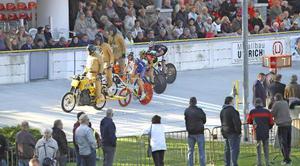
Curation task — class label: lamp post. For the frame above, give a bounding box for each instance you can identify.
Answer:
[242,0,249,141]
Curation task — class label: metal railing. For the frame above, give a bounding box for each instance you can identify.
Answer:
[3,121,300,166]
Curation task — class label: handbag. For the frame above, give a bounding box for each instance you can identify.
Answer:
[147,125,152,157]
[42,143,56,166]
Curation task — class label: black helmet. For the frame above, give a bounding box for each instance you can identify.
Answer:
[87,44,96,53]
[95,32,105,44]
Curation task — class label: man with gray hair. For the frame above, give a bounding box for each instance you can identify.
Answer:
[75,114,97,166]
[284,75,300,100]
[35,128,58,165]
[100,109,117,166]
[247,98,274,166]
[16,121,36,166]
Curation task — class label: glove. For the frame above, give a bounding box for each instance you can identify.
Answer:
[122,53,126,59]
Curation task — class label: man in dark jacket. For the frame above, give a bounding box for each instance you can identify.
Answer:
[184,97,206,166]
[52,119,68,166]
[16,121,36,166]
[100,109,117,166]
[220,96,241,166]
[0,134,8,166]
[175,5,188,26]
[247,98,274,166]
[268,74,286,107]
[253,73,267,107]
[73,112,85,166]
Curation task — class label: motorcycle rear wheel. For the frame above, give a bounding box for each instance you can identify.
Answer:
[93,95,107,110]
[61,92,76,113]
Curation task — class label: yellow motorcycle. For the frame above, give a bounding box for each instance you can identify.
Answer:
[61,74,106,113]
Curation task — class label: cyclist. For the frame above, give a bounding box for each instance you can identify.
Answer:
[148,41,168,58]
[125,52,147,100]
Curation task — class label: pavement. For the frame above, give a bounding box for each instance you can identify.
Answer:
[1,62,299,140]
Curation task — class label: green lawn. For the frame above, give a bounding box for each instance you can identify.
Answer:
[67,135,300,166]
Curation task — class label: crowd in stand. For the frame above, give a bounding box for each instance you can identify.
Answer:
[0,73,300,166]
[1,0,300,51]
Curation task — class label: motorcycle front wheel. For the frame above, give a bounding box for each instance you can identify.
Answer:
[93,95,107,110]
[165,63,177,84]
[61,92,76,113]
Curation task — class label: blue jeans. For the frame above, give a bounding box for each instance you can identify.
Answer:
[224,134,241,166]
[80,150,96,166]
[187,134,206,166]
[18,159,30,166]
[1,159,7,166]
[75,148,81,166]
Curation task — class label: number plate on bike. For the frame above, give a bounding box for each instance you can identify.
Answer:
[71,80,80,87]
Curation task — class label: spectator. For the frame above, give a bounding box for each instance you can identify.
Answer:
[219,0,236,20]
[69,36,80,47]
[231,14,242,32]
[75,114,97,166]
[17,26,29,49]
[21,36,34,50]
[179,28,192,39]
[189,26,198,39]
[281,1,292,14]
[220,16,232,33]
[93,3,106,29]
[52,120,68,166]
[137,8,151,30]
[54,37,68,48]
[195,15,205,38]
[162,0,172,9]
[279,22,286,32]
[73,112,85,166]
[108,26,126,75]
[100,109,117,166]
[220,96,242,166]
[175,5,189,26]
[289,22,299,31]
[260,25,271,34]
[188,6,198,21]
[253,73,267,107]
[34,39,45,49]
[131,20,144,39]
[134,31,148,42]
[0,28,6,51]
[85,10,98,40]
[105,0,119,20]
[143,115,167,166]
[203,17,216,34]
[0,133,8,166]
[146,29,156,41]
[165,18,174,39]
[44,25,52,44]
[268,74,286,104]
[34,27,46,45]
[45,38,56,48]
[74,13,88,36]
[271,93,292,165]
[35,128,58,166]
[184,97,206,166]
[247,98,274,166]
[156,28,170,41]
[124,8,136,33]
[100,16,114,32]
[212,17,222,34]
[29,158,40,166]
[124,31,134,44]
[269,2,282,22]
[16,121,35,166]
[282,11,292,30]
[195,0,206,13]
[284,75,300,100]
[5,28,18,50]
[79,34,90,46]
[200,7,211,23]
[249,11,264,31]
[114,0,127,21]
[152,18,164,36]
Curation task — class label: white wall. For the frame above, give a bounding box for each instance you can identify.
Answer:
[1,32,300,84]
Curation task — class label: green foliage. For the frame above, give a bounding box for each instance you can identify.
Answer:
[0,126,42,145]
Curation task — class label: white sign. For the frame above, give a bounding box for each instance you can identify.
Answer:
[232,39,286,64]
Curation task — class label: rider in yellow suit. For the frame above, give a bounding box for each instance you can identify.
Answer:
[84,44,104,104]
[108,26,126,75]
[97,34,114,90]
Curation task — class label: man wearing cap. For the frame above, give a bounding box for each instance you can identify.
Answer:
[284,75,300,100]
[100,109,117,166]
[75,114,97,166]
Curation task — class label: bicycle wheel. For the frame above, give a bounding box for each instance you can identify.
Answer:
[153,70,167,94]
[165,63,177,84]
[118,88,132,107]
[139,83,153,105]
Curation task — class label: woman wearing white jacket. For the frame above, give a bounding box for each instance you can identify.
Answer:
[143,115,167,166]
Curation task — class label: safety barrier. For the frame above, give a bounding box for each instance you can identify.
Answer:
[3,122,300,166]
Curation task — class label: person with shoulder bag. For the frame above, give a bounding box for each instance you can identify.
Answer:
[143,115,167,166]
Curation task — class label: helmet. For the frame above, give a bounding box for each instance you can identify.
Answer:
[87,44,96,54]
[95,32,104,44]
[148,41,155,48]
